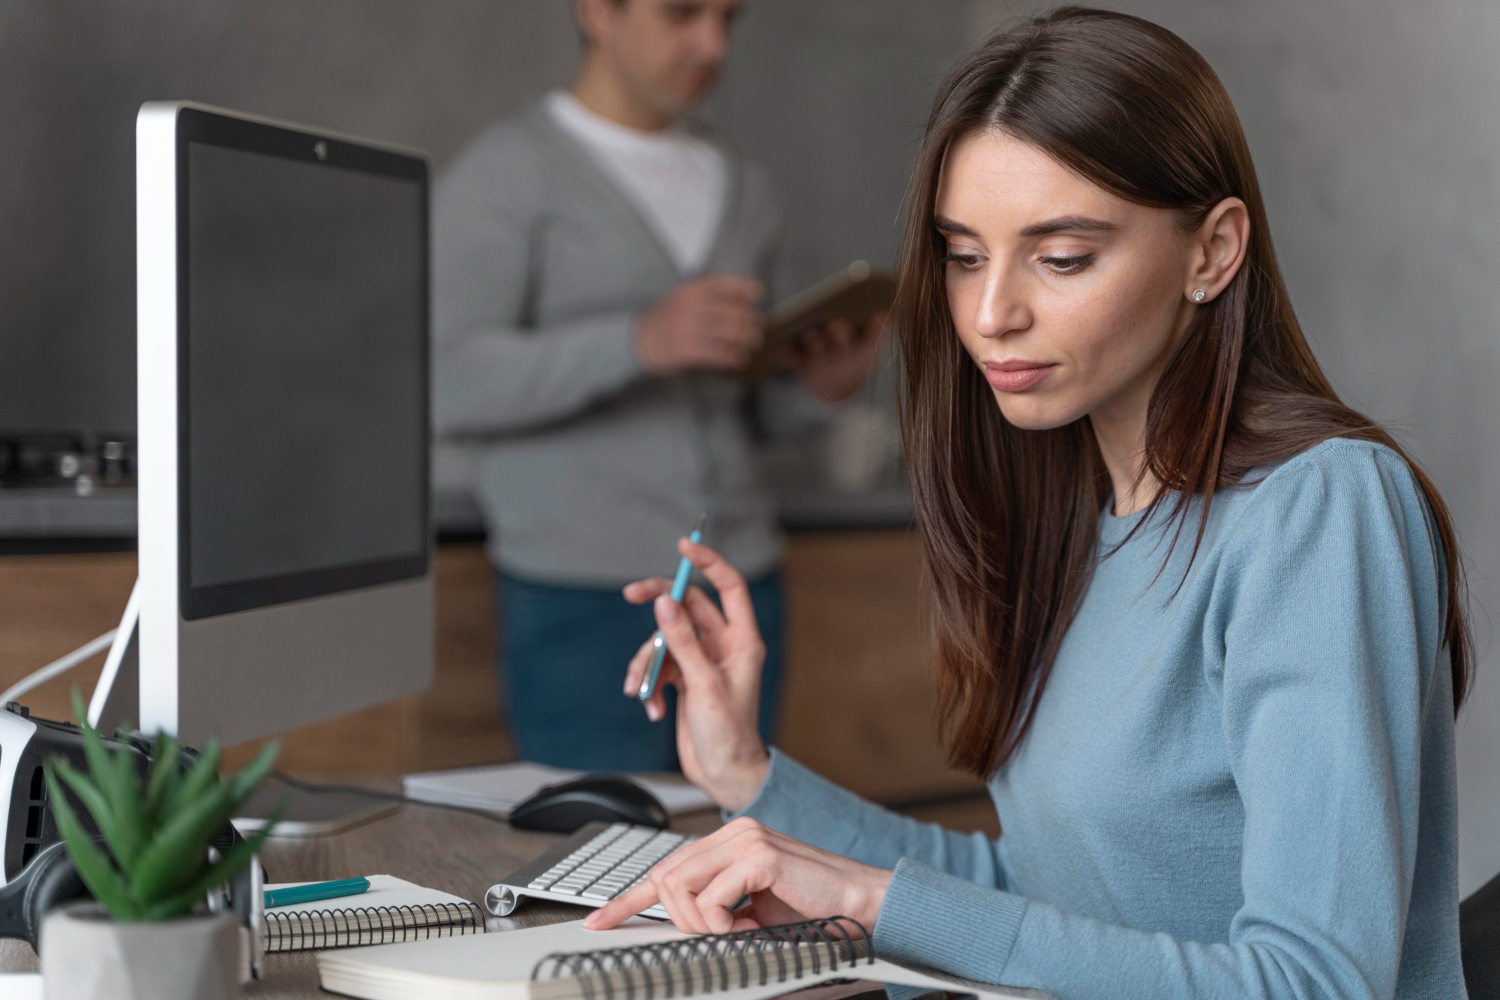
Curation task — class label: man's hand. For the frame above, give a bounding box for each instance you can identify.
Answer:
[636,274,764,375]
[582,817,892,935]
[784,311,888,403]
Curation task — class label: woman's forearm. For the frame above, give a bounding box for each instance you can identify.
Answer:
[734,750,1009,891]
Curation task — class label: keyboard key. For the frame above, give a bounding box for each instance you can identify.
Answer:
[503,823,699,916]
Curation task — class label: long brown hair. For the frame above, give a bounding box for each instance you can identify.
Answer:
[896,7,1472,778]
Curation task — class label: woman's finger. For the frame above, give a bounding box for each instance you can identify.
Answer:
[645,658,683,721]
[655,595,722,693]
[623,634,658,696]
[695,863,767,934]
[678,540,757,631]
[680,585,729,650]
[651,839,770,935]
[584,879,662,930]
[638,832,760,935]
[623,577,674,605]
[650,861,713,934]
[624,637,681,723]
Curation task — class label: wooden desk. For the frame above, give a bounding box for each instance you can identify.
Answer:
[0,802,724,997]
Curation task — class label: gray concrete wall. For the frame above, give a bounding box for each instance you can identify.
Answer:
[0,0,580,432]
[1,0,1495,892]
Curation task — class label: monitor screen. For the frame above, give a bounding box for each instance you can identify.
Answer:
[179,118,427,619]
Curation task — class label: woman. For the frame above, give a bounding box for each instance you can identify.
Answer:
[585,8,1470,998]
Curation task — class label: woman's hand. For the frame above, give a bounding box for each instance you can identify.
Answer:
[583,817,892,935]
[622,539,770,813]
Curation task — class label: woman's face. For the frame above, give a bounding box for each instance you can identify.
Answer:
[934,130,1199,434]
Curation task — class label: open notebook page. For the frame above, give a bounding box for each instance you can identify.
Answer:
[263,874,473,914]
[316,916,1038,1000]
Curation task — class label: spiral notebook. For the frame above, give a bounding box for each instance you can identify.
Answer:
[262,874,486,953]
[315,915,1035,1000]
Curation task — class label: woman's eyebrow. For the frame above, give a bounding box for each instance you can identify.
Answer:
[933,215,979,236]
[1018,215,1118,237]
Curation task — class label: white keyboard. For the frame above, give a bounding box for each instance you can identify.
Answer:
[485,821,692,920]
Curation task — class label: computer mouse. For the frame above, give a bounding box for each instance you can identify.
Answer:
[508,775,670,834]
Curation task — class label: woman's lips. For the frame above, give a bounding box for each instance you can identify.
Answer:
[983,361,1058,392]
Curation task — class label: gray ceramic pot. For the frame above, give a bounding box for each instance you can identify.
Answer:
[39,902,240,1000]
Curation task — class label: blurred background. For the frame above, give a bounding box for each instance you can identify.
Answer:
[0,0,1495,896]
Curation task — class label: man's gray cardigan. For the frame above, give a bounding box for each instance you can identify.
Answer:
[433,105,786,586]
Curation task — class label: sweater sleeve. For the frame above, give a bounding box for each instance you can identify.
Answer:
[870,442,1449,999]
[734,750,1008,892]
[431,134,643,435]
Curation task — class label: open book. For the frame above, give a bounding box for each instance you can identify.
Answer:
[315,915,1041,1000]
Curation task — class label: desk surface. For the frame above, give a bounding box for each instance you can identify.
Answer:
[0,800,723,998]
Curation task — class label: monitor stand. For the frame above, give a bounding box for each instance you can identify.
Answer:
[89,579,401,838]
[231,775,399,838]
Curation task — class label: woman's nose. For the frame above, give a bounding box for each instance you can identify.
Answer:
[973,267,1031,339]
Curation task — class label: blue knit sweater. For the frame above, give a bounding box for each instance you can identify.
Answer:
[738,439,1466,998]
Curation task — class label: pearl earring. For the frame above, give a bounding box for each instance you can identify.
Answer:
[1192,289,1207,303]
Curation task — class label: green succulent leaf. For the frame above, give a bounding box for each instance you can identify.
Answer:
[64,687,148,869]
[162,738,221,823]
[126,782,237,902]
[44,762,138,921]
[105,740,148,869]
[50,759,124,861]
[135,814,280,922]
[225,740,281,809]
[71,689,114,790]
[145,734,182,823]
[49,693,279,921]
[133,887,200,922]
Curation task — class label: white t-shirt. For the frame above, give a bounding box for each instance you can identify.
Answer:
[544,89,727,274]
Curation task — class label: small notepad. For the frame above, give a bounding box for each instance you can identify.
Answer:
[402,762,715,817]
[262,874,485,952]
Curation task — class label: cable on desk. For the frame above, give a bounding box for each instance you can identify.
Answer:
[269,771,513,826]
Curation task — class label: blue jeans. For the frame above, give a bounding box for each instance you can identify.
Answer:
[496,570,783,772]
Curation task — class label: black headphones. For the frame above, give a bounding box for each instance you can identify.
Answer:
[0,828,259,951]
[0,840,93,949]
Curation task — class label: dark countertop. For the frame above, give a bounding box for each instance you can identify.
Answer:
[0,486,138,538]
[0,482,912,547]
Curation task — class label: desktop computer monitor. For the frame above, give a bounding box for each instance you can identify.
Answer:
[132,102,433,749]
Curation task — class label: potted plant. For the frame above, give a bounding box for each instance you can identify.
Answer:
[38,690,279,1000]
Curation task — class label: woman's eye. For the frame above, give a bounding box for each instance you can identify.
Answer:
[1039,254,1094,275]
[941,252,984,270]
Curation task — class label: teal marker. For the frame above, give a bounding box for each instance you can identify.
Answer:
[263,877,370,909]
[638,514,707,702]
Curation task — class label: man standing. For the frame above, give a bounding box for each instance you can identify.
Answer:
[434,0,881,771]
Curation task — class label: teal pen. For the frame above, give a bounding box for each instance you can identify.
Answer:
[638,514,707,702]
[263,876,370,909]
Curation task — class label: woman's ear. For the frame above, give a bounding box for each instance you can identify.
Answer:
[1185,197,1250,304]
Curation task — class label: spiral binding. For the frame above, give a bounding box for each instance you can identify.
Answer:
[263,900,486,952]
[531,916,872,1000]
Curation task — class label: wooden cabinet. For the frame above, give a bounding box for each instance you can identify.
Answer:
[0,534,982,806]
[777,532,981,803]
